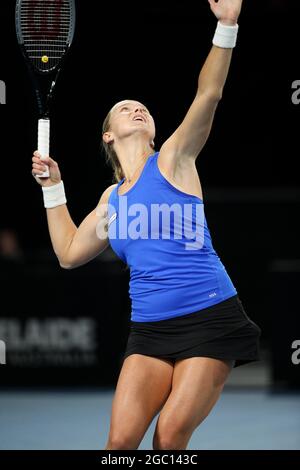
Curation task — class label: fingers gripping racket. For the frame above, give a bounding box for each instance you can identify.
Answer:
[15,0,76,177]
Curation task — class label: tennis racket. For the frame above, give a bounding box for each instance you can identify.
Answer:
[15,0,76,177]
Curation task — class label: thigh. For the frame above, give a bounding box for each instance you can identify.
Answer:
[153,357,233,447]
[107,354,174,448]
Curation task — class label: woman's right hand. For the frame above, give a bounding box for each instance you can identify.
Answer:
[32,151,62,187]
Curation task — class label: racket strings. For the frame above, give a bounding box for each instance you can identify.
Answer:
[19,0,74,72]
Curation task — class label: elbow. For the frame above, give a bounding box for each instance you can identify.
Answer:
[198,88,223,103]
[59,257,82,270]
[58,257,74,270]
[59,262,73,270]
[207,90,223,102]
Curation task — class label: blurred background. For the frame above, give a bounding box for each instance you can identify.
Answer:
[0,0,299,450]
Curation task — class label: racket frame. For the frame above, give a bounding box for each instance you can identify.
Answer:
[15,0,76,177]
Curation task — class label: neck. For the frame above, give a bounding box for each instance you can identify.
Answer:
[114,136,153,183]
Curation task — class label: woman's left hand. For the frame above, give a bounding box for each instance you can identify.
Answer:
[208,0,243,25]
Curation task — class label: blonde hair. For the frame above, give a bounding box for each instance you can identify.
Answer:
[101,102,155,184]
[101,109,124,184]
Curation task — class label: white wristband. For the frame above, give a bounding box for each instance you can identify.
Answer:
[212,21,239,49]
[42,180,67,209]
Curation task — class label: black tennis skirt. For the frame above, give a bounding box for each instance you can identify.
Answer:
[122,294,261,368]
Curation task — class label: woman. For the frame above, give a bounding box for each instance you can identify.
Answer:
[32,0,261,451]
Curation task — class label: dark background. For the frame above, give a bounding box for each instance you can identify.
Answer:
[0,0,299,387]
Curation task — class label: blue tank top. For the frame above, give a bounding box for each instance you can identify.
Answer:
[107,152,237,322]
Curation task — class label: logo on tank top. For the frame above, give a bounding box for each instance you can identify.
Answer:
[209,292,217,298]
[108,212,117,227]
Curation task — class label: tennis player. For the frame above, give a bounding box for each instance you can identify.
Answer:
[32,0,261,450]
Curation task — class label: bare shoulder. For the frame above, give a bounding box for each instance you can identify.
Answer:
[98,183,118,204]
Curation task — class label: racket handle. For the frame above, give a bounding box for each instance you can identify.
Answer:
[38,118,50,178]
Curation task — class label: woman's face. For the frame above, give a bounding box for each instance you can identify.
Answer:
[107,100,155,145]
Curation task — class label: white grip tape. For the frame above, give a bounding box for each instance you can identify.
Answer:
[38,118,50,177]
[212,21,239,49]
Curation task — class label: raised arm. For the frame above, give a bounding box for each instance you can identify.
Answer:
[159,0,243,168]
